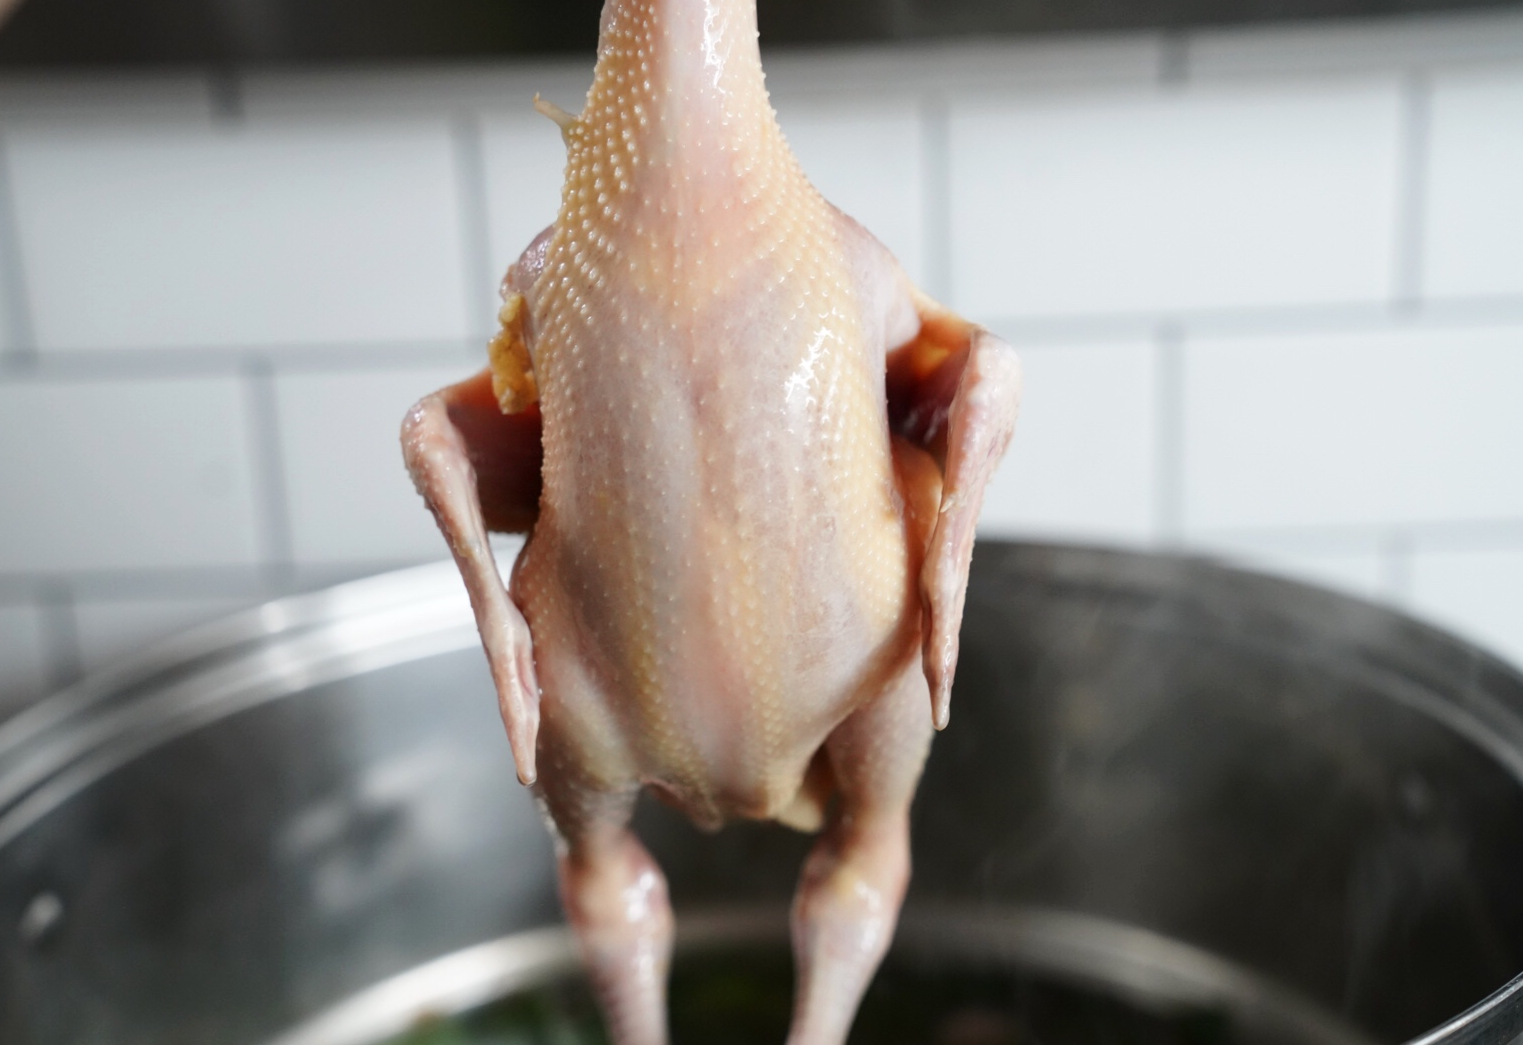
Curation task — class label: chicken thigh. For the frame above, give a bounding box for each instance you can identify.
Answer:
[402,1,1021,1043]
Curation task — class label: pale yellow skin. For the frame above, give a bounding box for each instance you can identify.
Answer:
[402,1,1021,1043]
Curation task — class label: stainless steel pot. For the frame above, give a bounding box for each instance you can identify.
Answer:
[0,542,1520,1045]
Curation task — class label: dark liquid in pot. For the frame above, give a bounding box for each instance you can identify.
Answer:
[383,944,1251,1045]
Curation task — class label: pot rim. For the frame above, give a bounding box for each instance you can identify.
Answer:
[2,540,1520,1045]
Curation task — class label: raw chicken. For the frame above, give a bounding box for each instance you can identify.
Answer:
[401,1,1021,1042]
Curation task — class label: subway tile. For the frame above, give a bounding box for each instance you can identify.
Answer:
[1409,545,1523,670]
[73,595,254,673]
[775,97,926,286]
[1190,534,1390,601]
[949,78,1402,319]
[0,603,47,714]
[0,377,262,571]
[978,339,1157,545]
[1424,68,1523,301]
[6,120,472,352]
[480,114,570,302]
[1182,325,1523,532]
[274,365,473,565]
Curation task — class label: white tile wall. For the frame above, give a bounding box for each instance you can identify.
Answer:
[776,97,926,286]
[0,377,263,571]
[274,365,475,565]
[978,340,1158,544]
[2,11,1522,704]
[5,120,473,351]
[1182,325,1523,532]
[1409,546,1523,667]
[0,604,48,712]
[1424,68,1523,301]
[73,595,254,673]
[481,114,571,297]
[949,78,1402,319]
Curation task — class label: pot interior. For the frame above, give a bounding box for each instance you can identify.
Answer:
[0,544,1519,1045]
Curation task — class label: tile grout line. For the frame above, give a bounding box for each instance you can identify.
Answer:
[1159,28,1190,87]
[6,291,1523,384]
[0,560,440,600]
[37,580,82,692]
[1153,322,1185,546]
[920,91,952,305]
[1188,520,1523,551]
[1,339,485,382]
[1381,531,1414,603]
[0,130,39,368]
[1392,68,1432,313]
[451,111,498,341]
[208,66,247,124]
[975,294,1523,345]
[242,358,297,587]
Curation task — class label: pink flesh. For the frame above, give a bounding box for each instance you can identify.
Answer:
[402,1,1022,1042]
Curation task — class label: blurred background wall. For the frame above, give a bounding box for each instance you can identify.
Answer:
[0,8,1521,715]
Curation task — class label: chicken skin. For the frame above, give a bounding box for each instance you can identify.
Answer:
[401,1,1021,1042]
